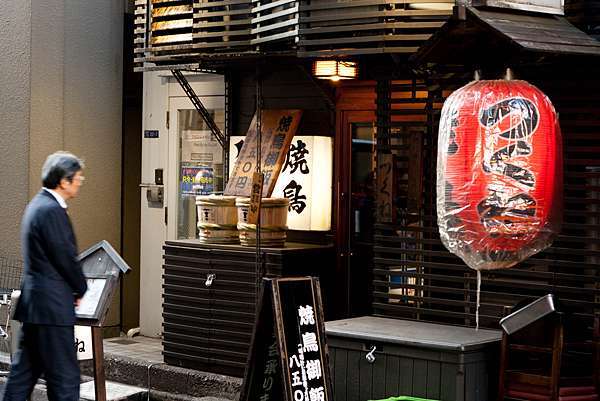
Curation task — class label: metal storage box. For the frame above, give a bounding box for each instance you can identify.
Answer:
[326,317,502,401]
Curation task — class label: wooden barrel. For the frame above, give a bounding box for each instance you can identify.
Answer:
[196,195,239,244]
[235,197,289,247]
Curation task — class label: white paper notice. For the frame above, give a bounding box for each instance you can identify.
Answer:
[74,325,93,360]
[75,278,107,317]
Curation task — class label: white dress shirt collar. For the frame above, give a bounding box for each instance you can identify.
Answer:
[43,187,68,209]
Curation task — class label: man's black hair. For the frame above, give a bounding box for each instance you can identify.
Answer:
[41,151,84,189]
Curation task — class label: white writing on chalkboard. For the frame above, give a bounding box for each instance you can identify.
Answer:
[298,305,315,326]
[302,333,318,352]
[289,304,325,401]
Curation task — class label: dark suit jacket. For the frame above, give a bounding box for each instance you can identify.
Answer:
[14,190,88,326]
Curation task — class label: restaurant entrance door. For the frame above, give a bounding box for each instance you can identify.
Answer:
[335,83,377,317]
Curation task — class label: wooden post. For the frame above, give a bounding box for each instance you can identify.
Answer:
[497,332,507,401]
[550,320,564,401]
[91,326,107,401]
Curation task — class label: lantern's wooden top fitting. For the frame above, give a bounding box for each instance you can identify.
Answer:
[411,5,600,67]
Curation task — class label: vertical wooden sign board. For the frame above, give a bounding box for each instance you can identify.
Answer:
[377,153,395,223]
[248,172,264,224]
[240,277,333,401]
[225,110,302,197]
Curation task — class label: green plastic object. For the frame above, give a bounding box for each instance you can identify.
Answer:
[368,397,439,401]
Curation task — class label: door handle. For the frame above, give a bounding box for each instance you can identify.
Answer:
[366,346,377,363]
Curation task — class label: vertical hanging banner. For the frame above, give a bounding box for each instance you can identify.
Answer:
[248,172,264,224]
[230,136,333,231]
[376,153,395,223]
[225,110,302,197]
[240,277,332,401]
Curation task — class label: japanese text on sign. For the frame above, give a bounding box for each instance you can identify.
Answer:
[258,337,280,401]
[288,304,325,401]
[225,110,302,197]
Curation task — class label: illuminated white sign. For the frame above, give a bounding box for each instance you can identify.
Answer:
[229,136,333,231]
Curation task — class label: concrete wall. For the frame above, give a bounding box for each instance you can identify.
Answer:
[2,0,123,263]
[0,0,31,259]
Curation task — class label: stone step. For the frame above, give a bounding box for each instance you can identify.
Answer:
[80,380,147,401]
[1,376,236,401]
[79,354,241,401]
[2,352,240,401]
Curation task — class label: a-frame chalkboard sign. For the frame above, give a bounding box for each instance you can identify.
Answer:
[240,277,333,401]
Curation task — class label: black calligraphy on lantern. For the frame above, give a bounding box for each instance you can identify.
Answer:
[283,180,307,214]
[234,140,244,158]
[283,140,310,174]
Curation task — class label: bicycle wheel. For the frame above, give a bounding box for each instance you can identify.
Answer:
[0,305,12,375]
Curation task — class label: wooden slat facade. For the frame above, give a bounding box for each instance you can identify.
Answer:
[372,66,600,336]
[251,0,298,47]
[162,241,335,377]
[150,1,194,45]
[566,0,600,39]
[194,0,253,51]
[132,0,454,70]
[133,0,148,70]
[297,0,453,57]
[132,0,599,71]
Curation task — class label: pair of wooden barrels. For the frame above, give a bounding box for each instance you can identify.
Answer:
[196,195,289,247]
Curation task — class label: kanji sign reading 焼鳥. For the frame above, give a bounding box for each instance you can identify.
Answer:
[437,79,563,271]
[230,136,333,231]
[225,110,302,197]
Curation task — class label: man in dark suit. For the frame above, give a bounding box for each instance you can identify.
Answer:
[2,152,88,401]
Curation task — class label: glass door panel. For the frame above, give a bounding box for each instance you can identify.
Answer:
[174,107,224,239]
[349,122,376,316]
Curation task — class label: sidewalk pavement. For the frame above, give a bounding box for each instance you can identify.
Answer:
[1,336,242,401]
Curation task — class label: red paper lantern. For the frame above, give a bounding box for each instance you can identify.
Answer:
[437,80,562,270]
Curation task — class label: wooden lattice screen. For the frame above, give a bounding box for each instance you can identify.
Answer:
[373,70,600,331]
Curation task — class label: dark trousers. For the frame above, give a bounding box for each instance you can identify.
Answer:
[1,323,79,401]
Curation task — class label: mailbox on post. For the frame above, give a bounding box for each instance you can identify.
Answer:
[76,240,131,401]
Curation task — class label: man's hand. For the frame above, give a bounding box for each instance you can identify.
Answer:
[75,298,82,308]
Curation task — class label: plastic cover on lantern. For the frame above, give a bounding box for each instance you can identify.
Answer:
[437,80,563,271]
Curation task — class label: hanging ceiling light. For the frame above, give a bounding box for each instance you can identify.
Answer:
[312,60,358,81]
